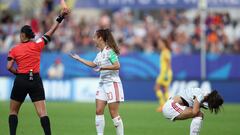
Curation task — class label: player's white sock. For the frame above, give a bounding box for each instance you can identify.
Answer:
[96,115,105,135]
[190,117,203,135]
[112,116,124,135]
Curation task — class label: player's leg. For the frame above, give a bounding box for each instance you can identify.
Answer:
[9,100,22,135]
[108,102,124,135]
[33,100,48,117]
[107,82,124,135]
[30,76,51,135]
[164,71,172,101]
[33,100,51,135]
[96,99,107,135]
[162,99,186,121]
[95,83,108,135]
[190,112,203,135]
[9,76,27,135]
[155,83,165,112]
[174,108,203,135]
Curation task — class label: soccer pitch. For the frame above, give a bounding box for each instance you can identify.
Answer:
[0,102,240,135]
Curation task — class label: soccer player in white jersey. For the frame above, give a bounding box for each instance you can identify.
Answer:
[162,88,224,135]
[70,29,124,135]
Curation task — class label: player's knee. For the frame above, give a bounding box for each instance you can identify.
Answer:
[37,110,48,117]
[96,108,104,115]
[10,107,21,115]
[9,111,18,115]
[109,109,118,117]
[192,111,204,119]
[38,113,48,118]
[9,108,19,115]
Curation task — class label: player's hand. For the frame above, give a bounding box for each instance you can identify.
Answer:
[69,53,80,60]
[56,9,70,23]
[93,67,101,72]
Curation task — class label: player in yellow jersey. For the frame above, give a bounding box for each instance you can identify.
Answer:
[155,39,172,112]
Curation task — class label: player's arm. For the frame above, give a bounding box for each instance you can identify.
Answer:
[165,52,171,70]
[44,9,69,37]
[161,52,171,80]
[165,58,171,70]
[189,94,205,118]
[100,50,120,71]
[70,53,97,68]
[36,9,70,50]
[179,97,201,119]
[7,49,17,75]
[192,96,201,116]
[160,52,168,77]
[6,58,17,75]
[101,62,120,70]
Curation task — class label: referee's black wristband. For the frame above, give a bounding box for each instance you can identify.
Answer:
[56,15,64,23]
[42,35,51,44]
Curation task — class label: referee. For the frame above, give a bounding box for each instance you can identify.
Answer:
[6,9,69,135]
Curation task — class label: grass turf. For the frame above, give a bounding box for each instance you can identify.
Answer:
[0,101,240,135]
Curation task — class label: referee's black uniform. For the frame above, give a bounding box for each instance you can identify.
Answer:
[8,25,51,135]
[7,10,68,135]
[8,27,49,103]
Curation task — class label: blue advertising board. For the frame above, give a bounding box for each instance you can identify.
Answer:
[0,78,239,103]
[1,53,240,80]
[123,79,240,103]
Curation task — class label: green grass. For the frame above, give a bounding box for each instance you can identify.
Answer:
[1,101,240,135]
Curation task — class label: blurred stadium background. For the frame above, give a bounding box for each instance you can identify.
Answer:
[0,0,240,135]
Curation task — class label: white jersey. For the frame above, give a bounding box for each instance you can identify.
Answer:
[178,88,210,107]
[93,47,121,83]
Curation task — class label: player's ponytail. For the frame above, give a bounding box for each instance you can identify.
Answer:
[157,38,171,52]
[96,29,120,55]
[162,39,171,52]
[105,29,120,55]
[206,90,224,114]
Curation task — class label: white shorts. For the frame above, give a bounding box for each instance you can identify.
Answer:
[96,82,124,103]
[162,99,186,121]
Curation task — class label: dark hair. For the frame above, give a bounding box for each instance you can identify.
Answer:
[206,90,224,114]
[158,38,171,52]
[20,25,35,39]
[162,39,171,51]
[96,29,120,55]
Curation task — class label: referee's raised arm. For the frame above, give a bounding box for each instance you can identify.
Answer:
[42,9,70,45]
[7,8,70,135]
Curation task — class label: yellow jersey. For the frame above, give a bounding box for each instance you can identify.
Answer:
[156,49,173,86]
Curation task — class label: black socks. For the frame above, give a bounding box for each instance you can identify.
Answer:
[40,116,51,135]
[9,114,18,135]
[9,115,51,135]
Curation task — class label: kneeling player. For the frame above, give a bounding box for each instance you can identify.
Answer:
[162,88,224,135]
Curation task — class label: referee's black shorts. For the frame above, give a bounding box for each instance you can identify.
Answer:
[10,73,45,102]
